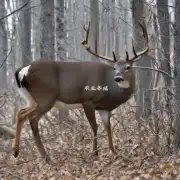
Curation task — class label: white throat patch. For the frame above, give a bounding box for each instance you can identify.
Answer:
[117,81,130,88]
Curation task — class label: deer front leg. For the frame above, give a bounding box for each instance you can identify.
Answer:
[83,103,98,156]
[98,110,117,155]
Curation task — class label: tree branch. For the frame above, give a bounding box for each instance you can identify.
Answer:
[133,65,174,79]
[0,1,31,22]
[0,125,15,139]
[0,46,12,68]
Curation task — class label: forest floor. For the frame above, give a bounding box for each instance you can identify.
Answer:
[1,138,180,180]
[0,101,178,179]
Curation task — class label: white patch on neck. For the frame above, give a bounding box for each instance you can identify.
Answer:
[18,65,31,81]
[117,81,130,88]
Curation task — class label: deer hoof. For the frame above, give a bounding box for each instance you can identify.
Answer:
[92,148,98,156]
[44,155,51,164]
[111,148,117,156]
[93,151,98,156]
[12,148,19,158]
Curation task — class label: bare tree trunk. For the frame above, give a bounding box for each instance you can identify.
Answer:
[99,0,106,57]
[157,0,171,81]
[174,0,180,151]
[157,0,173,120]
[90,0,99,61]
[20,0,32,66]
[15,0,23,68]
[115,0,120,57]
[6,0,21,125]
[55,0,68,118]
[40,0,55,60]
[55,0,66,61]
[32,0,41,60]
[0,0,7,93]
[131,0,152,139]
[106,0,112,58]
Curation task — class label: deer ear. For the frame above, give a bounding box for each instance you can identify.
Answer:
[112,51,117,62]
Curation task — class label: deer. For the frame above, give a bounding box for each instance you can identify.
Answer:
[13,21,149,163]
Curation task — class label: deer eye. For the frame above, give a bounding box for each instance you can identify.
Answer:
[126,66,130,70]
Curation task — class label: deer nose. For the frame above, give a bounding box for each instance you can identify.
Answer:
[114,76,123,82]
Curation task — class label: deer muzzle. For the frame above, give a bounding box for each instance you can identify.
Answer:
[114,76,123,83]
[114,76,130,88]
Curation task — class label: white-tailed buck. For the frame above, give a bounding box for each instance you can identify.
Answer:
[13,21,149,162]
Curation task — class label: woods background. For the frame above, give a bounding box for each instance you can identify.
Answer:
[1,0,180,179]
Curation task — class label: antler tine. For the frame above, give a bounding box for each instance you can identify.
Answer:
[128,21,149,62]
[82,21,90,45]
[112,51,117,62]
[139,21,148,48]
[131,39,138,58]
[81,22,115,62]
[139,21,148,41]
[126,51,129,61]
[83,24,86,31]
[86,21,90,45]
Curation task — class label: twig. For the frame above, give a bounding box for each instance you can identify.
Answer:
[128,144,141,157]
[0,1,31,22]
[133,65,174,79]
[0,124,15,138]
[0,46,12,68]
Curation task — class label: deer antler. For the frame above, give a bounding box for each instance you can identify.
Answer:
[128,21,149,62]
[81,21,115,63]
[82,21,149,63]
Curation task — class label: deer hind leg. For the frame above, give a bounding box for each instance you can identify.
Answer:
[13,107,36,158]
[83,102,98,155]
[98,110,117,155]
[28,110,50,162]
[28,96,56,163]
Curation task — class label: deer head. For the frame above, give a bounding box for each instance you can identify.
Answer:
[82,21,149,88]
